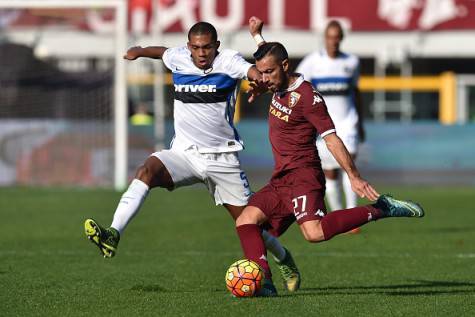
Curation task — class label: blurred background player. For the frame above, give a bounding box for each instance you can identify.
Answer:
[239,20,424,296]
[296,20,364,233]
[130,103,153,126]
[83,21,300,291]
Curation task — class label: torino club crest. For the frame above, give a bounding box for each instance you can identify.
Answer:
[288,92,301,108]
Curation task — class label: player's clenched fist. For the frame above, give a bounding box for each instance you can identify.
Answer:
[248,16,264,36]
[123,46,143,60]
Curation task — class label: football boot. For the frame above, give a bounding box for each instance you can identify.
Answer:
[274,247,301,292]
[375,194,425,218]
[255,278,278,297]
[84,218,120,258]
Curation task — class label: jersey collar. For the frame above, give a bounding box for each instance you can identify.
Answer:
[186,48,220,74]
[286,74,304,92]
[321,48,344,59]
[275,74,304,97]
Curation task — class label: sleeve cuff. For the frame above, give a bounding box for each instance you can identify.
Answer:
[320,129,336,138]
[161,48,172,70]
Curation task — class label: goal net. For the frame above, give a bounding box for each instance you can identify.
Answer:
[0,0,128,190]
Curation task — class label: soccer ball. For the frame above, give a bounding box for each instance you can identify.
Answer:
[225,259,263,297]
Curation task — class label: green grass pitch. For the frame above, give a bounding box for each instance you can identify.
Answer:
[1,185,474,316]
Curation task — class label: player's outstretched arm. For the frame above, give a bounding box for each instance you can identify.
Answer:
[249,16,265,47]
[246,16,268,102]
[123,46,168,60]
[323,133,379,201]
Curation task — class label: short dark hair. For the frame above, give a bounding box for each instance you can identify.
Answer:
[325,20,344,39]
[188,22,218,42]
[253,42,288,62]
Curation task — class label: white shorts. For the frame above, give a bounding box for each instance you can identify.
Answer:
[317,133,359,170]
[152,146,251,206]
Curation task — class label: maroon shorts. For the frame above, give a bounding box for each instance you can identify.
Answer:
[248,166,327,237]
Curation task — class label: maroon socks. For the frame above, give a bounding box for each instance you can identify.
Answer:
[321,205,382,240]
[236,224,272,278]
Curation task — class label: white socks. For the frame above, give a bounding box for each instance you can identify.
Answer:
[342,173,357,208]
[262,230,287,262]
[325,178,343,211]
[111,179,150,234]
[326,173,358,211]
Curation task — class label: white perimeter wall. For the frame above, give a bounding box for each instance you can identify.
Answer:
[5,30,475,61]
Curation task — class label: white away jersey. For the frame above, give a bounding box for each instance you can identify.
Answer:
[162,46,252,153]
[296,50,360,136]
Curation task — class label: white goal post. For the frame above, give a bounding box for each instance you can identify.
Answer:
[0,0,128,190]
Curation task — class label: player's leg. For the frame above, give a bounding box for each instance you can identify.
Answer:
[225,204,300,292]
[268,237,300,292]
[235,205,277,297]
[299,195,424,243]
[110,156,173,233]
[324,168,343,210]
[85,148,200,258]
[299,205,377,242]
[341,157,358,209]
[340,133,359,211]
[208,153,300,291]
[341,135,360,232]
[224,204,284,261]
[341,156,360,234]
[85,155,173,257]
[317,137,343,210]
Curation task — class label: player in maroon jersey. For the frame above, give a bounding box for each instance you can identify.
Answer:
[237,18,425,297]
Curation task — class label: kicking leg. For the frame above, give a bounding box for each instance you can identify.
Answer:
[85,156,173,258]
[300,205,380,242]
[299,195,424,243]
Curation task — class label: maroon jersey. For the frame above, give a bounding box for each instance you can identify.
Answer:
[268,75,335,177]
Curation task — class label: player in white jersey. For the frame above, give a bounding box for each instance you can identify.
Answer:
[296,20,365,233]
[84,22,300,293]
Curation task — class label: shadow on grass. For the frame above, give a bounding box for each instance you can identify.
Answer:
[130,285,227,294]
[284,280,475,297]
[129,285,284,300]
